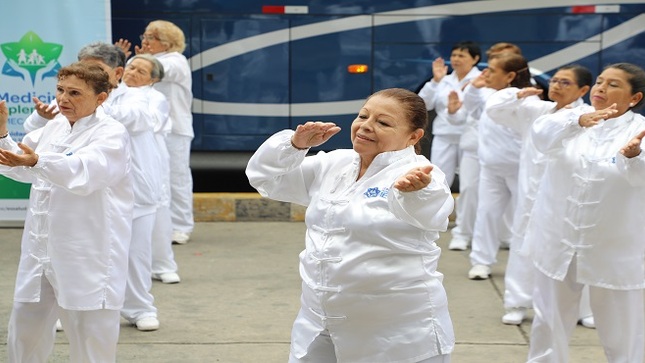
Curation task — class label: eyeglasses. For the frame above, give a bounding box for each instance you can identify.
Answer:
[549,78,574,88]
[139,34,159,41]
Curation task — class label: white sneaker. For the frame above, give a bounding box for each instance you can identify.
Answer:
[448,238,469,251]
[135,317,160,331]
[502,307,527,325]
[468,264,491,280]
[55,319,63,332]
[152,272,181,284]
[172,231,190,245]
[579,316,596,329]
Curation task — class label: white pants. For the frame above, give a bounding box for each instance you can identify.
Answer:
[528,262,644,363]
[7,275,120,363]
[469,165,518,266]
[430,135,460,188]
[151,205,178,275]
[287,330,451,363]
[504,247,534,309]
[450,151,479,241]
[504,248,594,319]
[121,212,157,322]
[166,133,194,234]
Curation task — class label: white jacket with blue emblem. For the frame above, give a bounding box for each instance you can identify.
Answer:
[246,129,455,363]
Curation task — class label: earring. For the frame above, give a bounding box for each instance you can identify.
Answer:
[629,103,635,107]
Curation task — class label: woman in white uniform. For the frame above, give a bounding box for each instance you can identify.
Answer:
[484,65,595,327]
[122,54,181,285]
[418,41,481,188]
[467,53,530,280]
[138,20,194,244]
[247,88,455,363]
[526,63,645,362]
[445,43,521,251]
[0,62,133,363]
[111,52,165,332]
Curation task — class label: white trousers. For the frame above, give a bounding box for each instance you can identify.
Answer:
[7,275,120,363]
[151,205,178,275]
[528,262,644,363]
[287,330,451,363]
[121,212,157,322]
[469,165,518,266]
[430,135,460,188]
[166,133,194,234]
[504,248,594,319]
[450,151,479,241]
[504,247,535,309]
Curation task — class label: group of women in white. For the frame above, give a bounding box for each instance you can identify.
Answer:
[0,19,194,363]
[419,41,645,362]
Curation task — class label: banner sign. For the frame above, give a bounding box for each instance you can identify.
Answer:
[0,0,112,223]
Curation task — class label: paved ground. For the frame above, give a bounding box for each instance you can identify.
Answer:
[0,221,617,362]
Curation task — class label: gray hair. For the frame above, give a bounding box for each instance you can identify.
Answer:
[130,53,165,81]
[77,42,125,69]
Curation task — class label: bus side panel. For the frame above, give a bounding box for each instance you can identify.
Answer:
[290,18,372,150]
[195,17,290,151]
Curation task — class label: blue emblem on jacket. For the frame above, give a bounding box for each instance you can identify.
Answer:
[364,187,389,198]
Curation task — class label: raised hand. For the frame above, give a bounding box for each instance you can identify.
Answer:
[517,87,543,99]
[0,142,38,167]
[578,103,619,128]
[447,90,462,114]
[291,121,341,149]
[470,70,487,89]
[432,57,448,82]
[114,38,133,59]
[32,96,59,120]
[620,129,645,158]
[393,165,433,192]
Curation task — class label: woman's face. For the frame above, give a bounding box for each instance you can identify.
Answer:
[450,48,478,76]
[590,67,641,115]
[548,69,589,109]
[484,58,514,90]
[140,28,168,55]
[123,58,155,87]
[350,94,423,162]
[56,75,106,123]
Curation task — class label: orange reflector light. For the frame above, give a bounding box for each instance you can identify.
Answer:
[347,64,369,73]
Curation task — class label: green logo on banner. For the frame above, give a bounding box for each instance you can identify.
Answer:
[1,31,63,86]
[0,176,30,199]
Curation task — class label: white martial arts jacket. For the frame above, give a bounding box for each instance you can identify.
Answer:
[419,67,481,140]
[246,130,455,363]
[486,88,585,252]
[527,107,645,289]
[145,86,171,208]
[105,85,163,218]
[153,52,194,138]
[25,83,161,217]
[0,108,134,310]
[477,88,523,170]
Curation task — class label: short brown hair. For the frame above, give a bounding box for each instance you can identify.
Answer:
[58,62,112,95]
[486,42,522,58]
